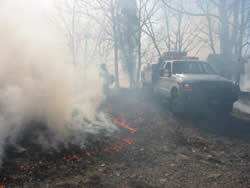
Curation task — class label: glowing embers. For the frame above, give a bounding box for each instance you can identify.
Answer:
[123,137,133,145]
[101,137,133,152]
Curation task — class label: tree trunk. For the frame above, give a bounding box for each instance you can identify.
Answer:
[136,29,142,88]
[238,0,246,59]
[136,0,142,88]
[206,14,216,54]
[218,0,231,58]
[72,0,77,65]
[164,9,171,51]
[128,39,136,88]
[236,0,247,84]
[111,0,120,88]
[177,13,183,52]
[114,34,120,88]
[231,0,240,56]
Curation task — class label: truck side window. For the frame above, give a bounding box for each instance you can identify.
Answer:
[166,63,171,72]
[160,63,166,70]
[159,63,166,76]
[165,63,172,77]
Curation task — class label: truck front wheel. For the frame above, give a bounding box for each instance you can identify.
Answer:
[219,102,234,116]
[170,89,183,114]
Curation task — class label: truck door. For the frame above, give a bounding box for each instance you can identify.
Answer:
[157,62,172,97]
[145,64,152,83]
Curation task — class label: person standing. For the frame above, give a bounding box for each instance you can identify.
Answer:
[100,64,114,95]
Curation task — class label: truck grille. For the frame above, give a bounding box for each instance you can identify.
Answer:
[193,81,233,100]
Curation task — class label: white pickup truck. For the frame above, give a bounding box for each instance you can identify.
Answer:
[141,53,239,114]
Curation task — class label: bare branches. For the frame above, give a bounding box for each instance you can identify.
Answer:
[161,0,220,19]
[53,0,248,89]
[144,16,161,56]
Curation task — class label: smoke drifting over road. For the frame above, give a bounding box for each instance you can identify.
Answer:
[0,1,115,166]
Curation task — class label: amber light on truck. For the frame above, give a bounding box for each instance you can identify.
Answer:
[183,83,192,91]
[169,56,199,60]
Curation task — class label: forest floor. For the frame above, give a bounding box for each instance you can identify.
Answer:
[1,88,250,188]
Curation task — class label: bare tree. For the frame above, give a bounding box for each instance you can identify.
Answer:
[54,0,84,65]
[135,0,161,87]
[143,0,204,57]
[78,0,121,88]
[162,0,248,81]
[111,0,120,88]
[116,0,138,88]
[162,0,248,58]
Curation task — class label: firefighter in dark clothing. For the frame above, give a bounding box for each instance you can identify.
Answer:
[100,64,114,95]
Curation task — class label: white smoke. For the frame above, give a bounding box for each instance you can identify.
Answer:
[0,0,116,166]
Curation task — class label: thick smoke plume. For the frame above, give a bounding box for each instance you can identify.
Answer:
[0,1,116,166]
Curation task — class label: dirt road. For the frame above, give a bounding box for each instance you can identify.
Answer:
[1,89,250,188]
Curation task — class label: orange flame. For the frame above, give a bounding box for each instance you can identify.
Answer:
[20,165,26,171]
[112,118,136,134]
[85,152,91,157]
[64,154,79,161]
[64,115,136,161]
[72,154,79,160]
[0,185,5,188]
[87,117,136,154]
[101,137,133,152]
[102,142,123,152]
[123,137,133,145]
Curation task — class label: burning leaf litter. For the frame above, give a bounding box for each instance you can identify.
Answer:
[63,117,136,159]
[112,118,136,134]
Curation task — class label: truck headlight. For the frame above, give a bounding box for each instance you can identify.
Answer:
[232,84,240,95]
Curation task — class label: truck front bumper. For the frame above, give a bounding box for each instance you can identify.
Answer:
[178,90,238,111]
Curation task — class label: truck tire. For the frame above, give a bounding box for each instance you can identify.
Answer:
[219,102,233,116]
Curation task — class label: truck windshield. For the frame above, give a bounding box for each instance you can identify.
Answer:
[173,61,216,74]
